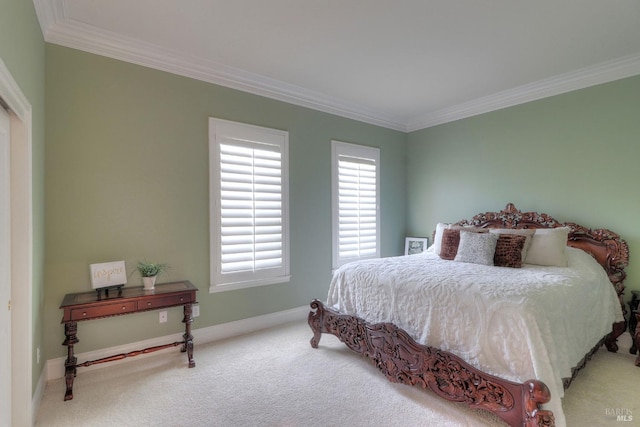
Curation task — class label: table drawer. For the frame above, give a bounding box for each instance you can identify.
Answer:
[71,301,137,320]
[139,293,192,310]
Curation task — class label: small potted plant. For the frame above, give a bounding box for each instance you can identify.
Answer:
[136,261,168,290]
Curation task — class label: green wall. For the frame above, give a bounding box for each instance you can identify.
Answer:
[44,44,407,358]
[0,0,46,393]
[407,75,640,298]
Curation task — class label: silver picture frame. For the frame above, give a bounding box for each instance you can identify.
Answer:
[404,237,429,255]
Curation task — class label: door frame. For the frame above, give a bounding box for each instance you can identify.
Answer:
[0,57,34,427]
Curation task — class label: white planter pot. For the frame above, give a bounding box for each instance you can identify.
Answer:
[142,276,157,290]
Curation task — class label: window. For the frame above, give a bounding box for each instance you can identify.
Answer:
[209,118,290,292]
[331,141,380,269]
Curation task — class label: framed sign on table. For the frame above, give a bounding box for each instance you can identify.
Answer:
[89,261,127,297]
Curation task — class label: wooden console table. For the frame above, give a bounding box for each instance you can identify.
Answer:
[59,280,198,401]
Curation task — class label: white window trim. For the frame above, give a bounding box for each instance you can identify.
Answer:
[331,140,380,270]
[209,118,290,293]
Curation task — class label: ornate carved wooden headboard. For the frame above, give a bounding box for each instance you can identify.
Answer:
[453,203,630,308]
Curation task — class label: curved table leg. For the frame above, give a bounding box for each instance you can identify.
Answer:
[182,303,196,368]
[605,321,626,352]
[629,292,639,354]
[62,321,79,401]
[634,311,640,367]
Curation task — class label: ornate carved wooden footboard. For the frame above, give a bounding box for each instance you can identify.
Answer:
[309,300,555,427]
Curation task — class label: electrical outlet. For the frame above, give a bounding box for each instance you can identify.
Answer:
[36,347,40,364]
[192,304,200,317]
[159,310,168,323]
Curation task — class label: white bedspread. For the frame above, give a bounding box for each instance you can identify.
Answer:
[326,246,623,427]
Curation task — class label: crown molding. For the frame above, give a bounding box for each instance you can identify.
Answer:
[32,0,66,36]
[34,0,640,133]
[34,0,407,131]
[406,53,640,132]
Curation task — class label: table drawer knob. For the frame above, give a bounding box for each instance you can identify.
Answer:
[147,302,152,306]
[122,306,127,310]
[180,297,184,302]
[82,312,87,317]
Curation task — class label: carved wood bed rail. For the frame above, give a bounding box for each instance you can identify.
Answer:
[308,203,629,427]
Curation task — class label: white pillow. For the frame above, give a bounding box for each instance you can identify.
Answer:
[432,223,450,255]
[454,230,498,265]
[489,228,535,262]
[524,227,570,267]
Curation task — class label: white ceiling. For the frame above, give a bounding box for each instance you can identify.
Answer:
[34,0,640,132]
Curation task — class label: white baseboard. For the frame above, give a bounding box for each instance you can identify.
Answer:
[46,304,309,381]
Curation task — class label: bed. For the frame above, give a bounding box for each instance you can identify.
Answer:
[308,203,628,427]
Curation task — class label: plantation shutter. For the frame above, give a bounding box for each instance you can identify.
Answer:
[332,141,380,269]
[219,140,283,274]
[210,118,290,291]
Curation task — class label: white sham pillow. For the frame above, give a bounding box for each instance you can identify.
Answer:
[524,227,570,267]
[432,222,450,255]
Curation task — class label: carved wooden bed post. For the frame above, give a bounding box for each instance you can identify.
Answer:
[309,300,555,427]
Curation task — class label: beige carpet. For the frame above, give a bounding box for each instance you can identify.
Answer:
[36,322,639,427]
